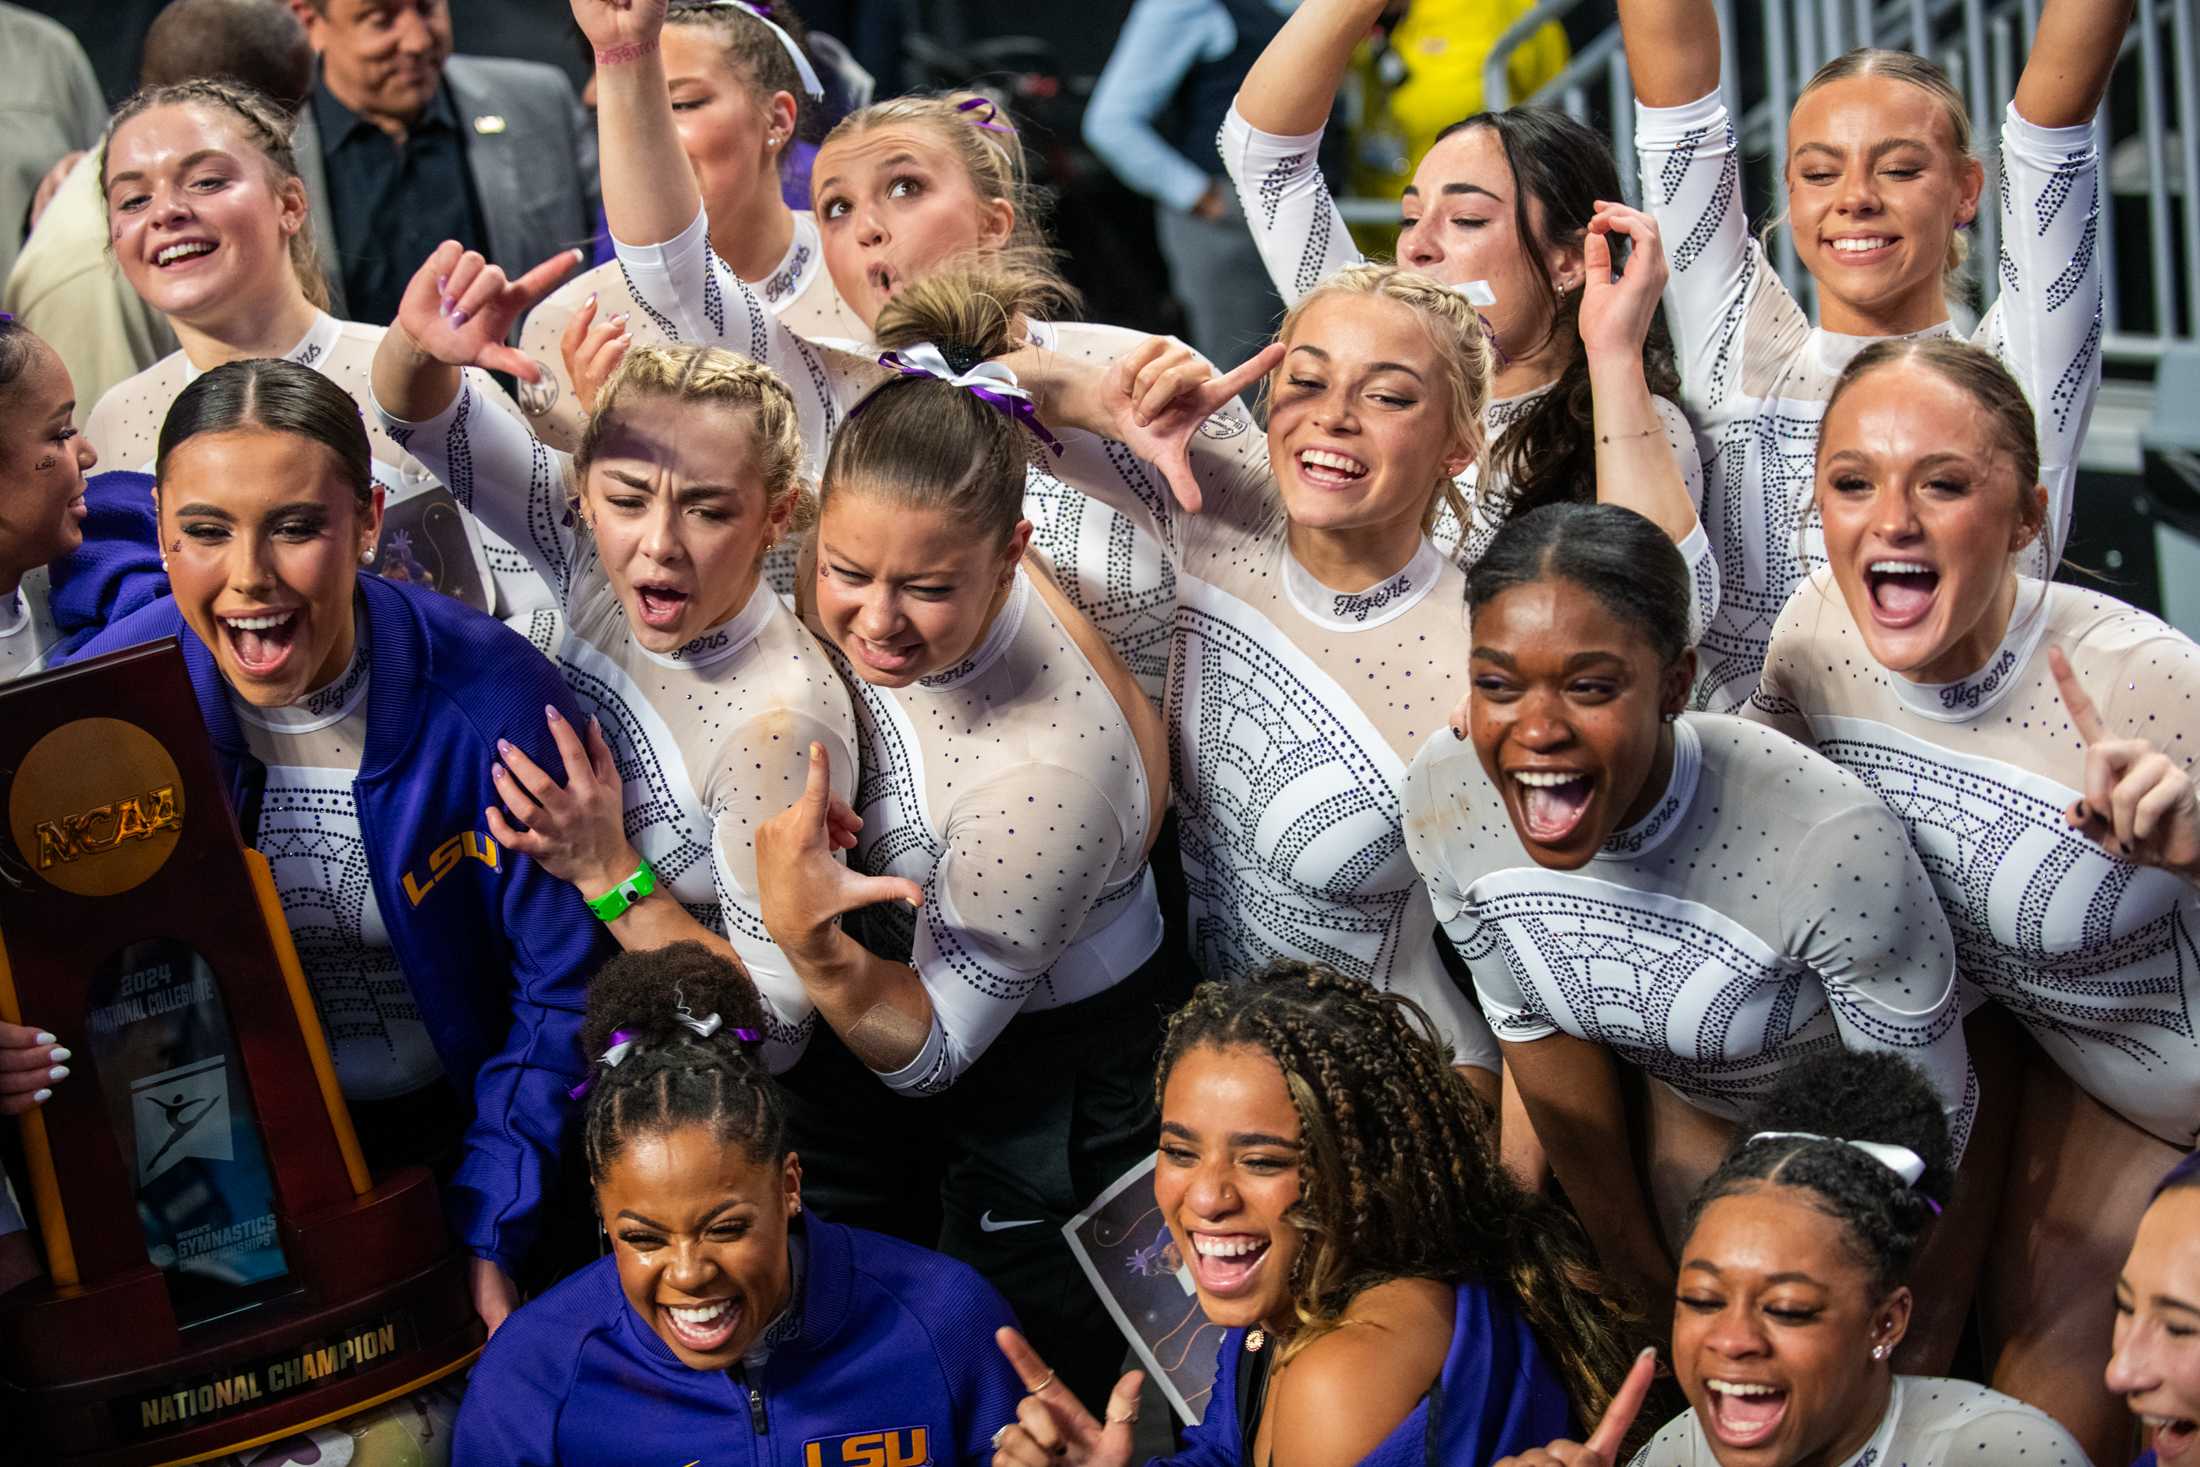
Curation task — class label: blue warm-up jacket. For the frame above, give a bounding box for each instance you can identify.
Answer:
[453,1214,1024,1466]
[71,572,614,1268]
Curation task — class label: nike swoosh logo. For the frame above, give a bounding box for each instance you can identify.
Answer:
[978,1211,1046,1233]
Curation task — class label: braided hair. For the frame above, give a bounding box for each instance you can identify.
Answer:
[1684,1050,1956,1295]
[1156,961,1643,1436]
[579,942,787,1184]
[100,79,331,311]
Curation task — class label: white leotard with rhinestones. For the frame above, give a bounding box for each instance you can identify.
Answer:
[0,568,61,683]
[1639,95,2103,712]
[1630,1376,2089,1466]
[84,312,558,629]
[609,208,1182,702]
[827,566,1162,1095]
[230,626,442,1100]
[1405,713,1973,1145]
[375,377,860,1072]
[1753,574,2200,1148]
[1060,407,1502,1072]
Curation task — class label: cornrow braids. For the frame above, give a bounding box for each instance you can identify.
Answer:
[1156,962,1644,1441]
[579,943,788,1183]
[100,79,331,311]
[1683,1051,1956,1295]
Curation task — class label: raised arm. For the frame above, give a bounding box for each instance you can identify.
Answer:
[2014,0,2133,128]
[1234,0,1386,138]
[373,243,584,595]
[1581,204,1701,547]
[1616,0,1721,108]
[570,0,697,249]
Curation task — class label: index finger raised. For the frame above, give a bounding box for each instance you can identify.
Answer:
[1584,1347,1659,1459]
[995,1327,1062,1395]
[1206,340,1286,408]
[2049,645,2110,745]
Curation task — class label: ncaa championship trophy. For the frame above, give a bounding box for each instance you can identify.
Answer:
[0,641,480,1464]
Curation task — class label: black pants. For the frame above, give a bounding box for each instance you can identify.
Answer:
[777,945,1189,1412]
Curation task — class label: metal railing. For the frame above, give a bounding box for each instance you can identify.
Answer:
[1449,0,2197,365]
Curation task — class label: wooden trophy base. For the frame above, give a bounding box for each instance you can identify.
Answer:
[1,1165,484,1466]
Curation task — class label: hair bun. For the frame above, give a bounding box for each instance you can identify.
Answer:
[579,941,770,1063]
[1742,1050,1957,1206]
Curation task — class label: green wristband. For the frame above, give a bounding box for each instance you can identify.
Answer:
[585,858,656,922]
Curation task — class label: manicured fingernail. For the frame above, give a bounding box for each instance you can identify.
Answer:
[611,312,629,326]
[586,290,597,305]
[498,738,515,756]
[448,309,468,329]
[437,274,449,292]
[47,1047,69,1063]
[545,704,563,722]
[490,763,504,780]
[48,1065,69,1082]
[33,1032,54,1045]
[31,1088,50,1104]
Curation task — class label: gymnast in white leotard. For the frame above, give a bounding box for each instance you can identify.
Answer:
[1405,500,1969,1342]
[84,79,555,632]
[517,0,866,451]
[369,242,857,1073]
[1616,0,2125,711]
[1750,334,2194,1461]
[1217,0,1715,638]
[747,261,1170,1411]
[573,0,1180,701]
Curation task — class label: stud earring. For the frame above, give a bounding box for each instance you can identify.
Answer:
[1870,1343,1890,1361]
[361,546,376,565]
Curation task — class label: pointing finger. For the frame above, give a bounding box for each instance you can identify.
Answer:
[516,248,585,307]
[2049,645,2109,746]
[1207,340,1285,408]
[1584,1347,1659,1460]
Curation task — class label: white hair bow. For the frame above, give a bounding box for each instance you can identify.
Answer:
[1749,1131,1928,1187]
[699,1,826,101]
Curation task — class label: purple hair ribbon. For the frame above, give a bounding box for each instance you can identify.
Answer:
[862,344,1064,455]
[956,96,1016,133]
[566,1021,764,1100]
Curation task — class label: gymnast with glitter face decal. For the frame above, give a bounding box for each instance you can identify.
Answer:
[1503,1053,2091,1467]
[83,79,555,628]
[742,263,1172,1411]
[368,240,857,1070]
[1214,0,1716,636]
[518,0,867,451]
[568,0,1186,700]
[1752,336,2200,1462]
[1405,502,1974,1355]
[1615,0,2126,711]
[64,358,614,1337]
